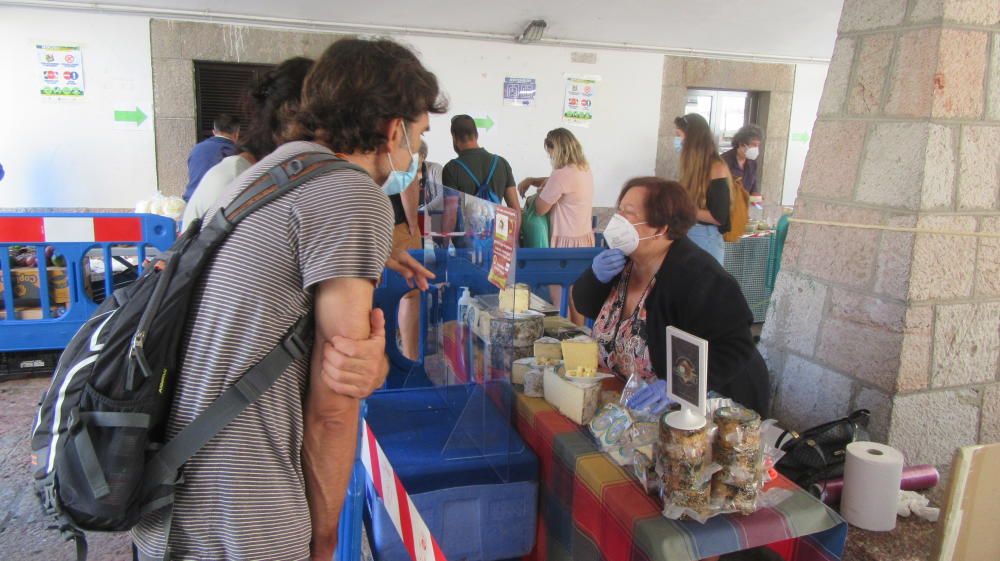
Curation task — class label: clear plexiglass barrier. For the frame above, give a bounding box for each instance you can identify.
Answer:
[371,184,526,484]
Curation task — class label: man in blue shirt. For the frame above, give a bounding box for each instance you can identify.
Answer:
[183,114,241,201]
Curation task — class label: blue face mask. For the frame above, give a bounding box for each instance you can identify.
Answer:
[674,136,683,153]
[382,122,419,196]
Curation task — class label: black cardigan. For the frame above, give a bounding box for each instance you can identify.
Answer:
[573,236,770,415]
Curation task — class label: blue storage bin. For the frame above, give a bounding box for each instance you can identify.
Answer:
[364,385,538,561]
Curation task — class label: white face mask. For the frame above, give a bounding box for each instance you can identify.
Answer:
[603,214,662,255]
[745,146,760,160]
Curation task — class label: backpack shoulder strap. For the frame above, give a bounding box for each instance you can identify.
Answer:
[453,158,482,186]
[140,317,311,560]
[143,315,312,491]
[483,155,501,185]
[223,151,366,225]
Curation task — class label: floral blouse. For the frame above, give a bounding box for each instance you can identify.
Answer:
[591,262,657,382]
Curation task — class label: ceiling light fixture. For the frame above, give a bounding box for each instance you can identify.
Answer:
[516,20,548,44]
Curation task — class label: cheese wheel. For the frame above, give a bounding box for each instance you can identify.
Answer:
[488,344,534,371]
[488,311,544,347]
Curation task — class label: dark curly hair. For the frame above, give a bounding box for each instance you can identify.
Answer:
[732,123,764,148]
[292,38,447,152]
[239,57,314,160]
[617,177,697,240]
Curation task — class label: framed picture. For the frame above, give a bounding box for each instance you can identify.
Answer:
[666,326,708,416]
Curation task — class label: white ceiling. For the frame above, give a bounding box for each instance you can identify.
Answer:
[10,0,845,61]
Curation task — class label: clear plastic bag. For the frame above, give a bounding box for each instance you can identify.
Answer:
[589,404,633,449]
[620,373,647,407]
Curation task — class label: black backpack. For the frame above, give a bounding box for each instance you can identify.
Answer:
[774,409,871,489]
[30,152,364,560]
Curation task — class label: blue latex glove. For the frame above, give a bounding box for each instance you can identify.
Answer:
[592,249,627,283]
[627,380,672,415]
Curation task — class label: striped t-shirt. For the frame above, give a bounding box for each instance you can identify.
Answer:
[132,141,393,560]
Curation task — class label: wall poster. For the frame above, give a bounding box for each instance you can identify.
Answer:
[37,44,85,98]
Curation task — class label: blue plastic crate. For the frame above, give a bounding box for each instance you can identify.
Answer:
[364,384,538,561]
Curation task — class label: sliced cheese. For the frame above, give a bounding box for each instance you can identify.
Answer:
[561,335,598,374]
[543,367,600,425]
[533,337,563,365]
[499,283,531,313]
[566,366,597,378]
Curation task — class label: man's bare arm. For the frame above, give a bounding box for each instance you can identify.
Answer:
[303,277,375,560]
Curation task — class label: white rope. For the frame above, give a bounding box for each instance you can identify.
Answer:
[788,218,1000,239]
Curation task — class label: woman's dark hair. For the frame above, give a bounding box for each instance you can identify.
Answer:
[293,38,447,152]
[732,123,764,148]
[617,177,697,240]
[240,57,314,160]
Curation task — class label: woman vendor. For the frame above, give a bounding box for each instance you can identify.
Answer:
[573,177,769,415]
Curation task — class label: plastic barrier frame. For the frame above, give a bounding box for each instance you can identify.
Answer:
[0,213,177,352]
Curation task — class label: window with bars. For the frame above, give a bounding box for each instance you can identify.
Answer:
[193,61,276,142]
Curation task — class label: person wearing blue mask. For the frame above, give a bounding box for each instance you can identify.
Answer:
[132,37,447,561]
[573,177,769,416]
[387,139,427,361]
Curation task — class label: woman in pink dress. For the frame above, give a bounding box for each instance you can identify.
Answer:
[518,128,595,324]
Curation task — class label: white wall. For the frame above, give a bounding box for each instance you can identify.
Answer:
[399,35,664,208]
[0,7,157,209]
[782,63,828,206]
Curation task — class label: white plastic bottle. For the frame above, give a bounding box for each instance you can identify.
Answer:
[456,287,474,380]
[457,286,474,338]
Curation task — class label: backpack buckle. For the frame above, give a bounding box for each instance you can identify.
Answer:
[282,331,308,359]
[39,479,60,516]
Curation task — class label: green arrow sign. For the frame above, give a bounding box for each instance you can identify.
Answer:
[474,115,495,131]
[790,132,810,143]
[114,107,147,126]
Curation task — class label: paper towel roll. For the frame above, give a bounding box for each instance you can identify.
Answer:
[841,442,905,531]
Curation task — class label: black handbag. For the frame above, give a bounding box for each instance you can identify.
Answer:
[774,409,871,489]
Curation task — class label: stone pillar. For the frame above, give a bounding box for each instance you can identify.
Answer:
[761,0,1000,477]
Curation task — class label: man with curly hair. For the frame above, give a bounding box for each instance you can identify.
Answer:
[132,37,447,561]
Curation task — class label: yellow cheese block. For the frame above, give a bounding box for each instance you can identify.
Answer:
[543,368,601,425]
[499,283,531,313]
[533,337,563,365]
[561,335,598,374]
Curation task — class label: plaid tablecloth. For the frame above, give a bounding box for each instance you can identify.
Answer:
[513,392,848,561]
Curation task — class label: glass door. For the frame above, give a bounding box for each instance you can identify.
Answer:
[685,89,752,152]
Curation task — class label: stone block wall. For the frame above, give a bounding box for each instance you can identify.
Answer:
[150,20,343,197]
[654,56,795,207]
[762,0,1000,477]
